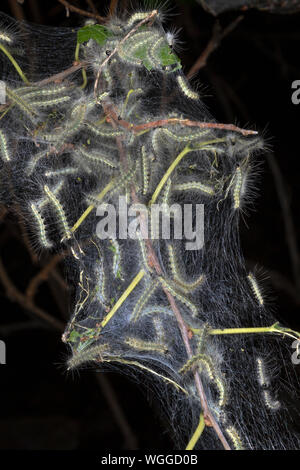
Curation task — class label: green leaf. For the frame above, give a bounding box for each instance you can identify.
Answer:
[133,44,153,71]
[68,330,81,343]
[132,42,182,71]
[159,44,181,70]
[77,24,113,46]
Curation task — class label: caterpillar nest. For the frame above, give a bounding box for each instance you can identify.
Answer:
[0,9,299,450]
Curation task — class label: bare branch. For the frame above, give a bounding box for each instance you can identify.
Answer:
[57,0,106,23]
[0,256,65,331]
[187,16,244,78]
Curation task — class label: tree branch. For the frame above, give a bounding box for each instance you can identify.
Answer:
[187,16,244,78]
[0,256,64,331]
[57,0,106,23]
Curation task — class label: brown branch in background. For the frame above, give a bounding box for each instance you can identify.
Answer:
[85,0,99,16]
[26,253,66,301]
[49,268,69,292]
[47,272,70,321]
[109,0,118,17]
[0,256,65,331]
[57,0,106,23]
[8,0,25,21]
[187,16,244,78]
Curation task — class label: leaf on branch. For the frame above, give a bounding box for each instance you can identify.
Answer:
[159,44,182,69]
[133,43,182,71]
[77,24,113,46]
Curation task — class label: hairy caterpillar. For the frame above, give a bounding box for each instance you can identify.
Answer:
[43,184,71,240]
[256,357,270,388]
[176,75,199,101]
[248,272,264,306]
[0,129,9,161]
[30,202,53,249]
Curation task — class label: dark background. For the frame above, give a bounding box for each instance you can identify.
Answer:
[0,0,299,450]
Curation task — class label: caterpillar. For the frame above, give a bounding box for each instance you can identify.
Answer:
[0,129,10,161]
[44,184,71,240]
[256,357,270,388]
[176,75,199,101]
[247,272,264,306]
[30,202,52,249]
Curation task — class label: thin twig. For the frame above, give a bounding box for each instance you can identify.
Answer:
[104,99,257,136]
[47,274,70,320]
[0,256,64,331]
[109,0,118,17]
[26,253,66,301]
[134,118,256,136]
[57,0,106,23]
[187,16,244,78]
[49,268,69,292]
[85,0,99,16]
[8,0,25,21]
